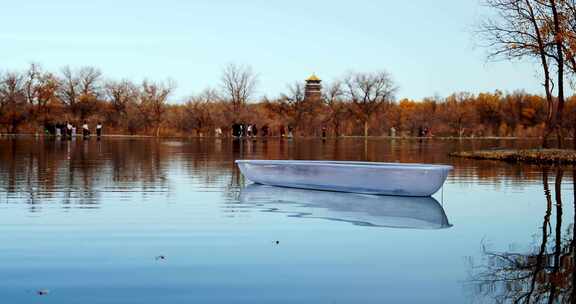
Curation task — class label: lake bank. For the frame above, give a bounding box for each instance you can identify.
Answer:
[450,148,576,164]
[0,133,556,140]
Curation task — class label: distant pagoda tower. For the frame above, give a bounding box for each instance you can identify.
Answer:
[304,74,322,102]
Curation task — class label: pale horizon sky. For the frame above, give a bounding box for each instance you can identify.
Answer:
[0,0,547,102]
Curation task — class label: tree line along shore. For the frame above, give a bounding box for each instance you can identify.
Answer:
[2,63,576,143]
[5,1,576,166]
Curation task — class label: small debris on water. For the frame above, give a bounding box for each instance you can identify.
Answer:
[36,289,49,296]
[274,241,279,245]
[155,255,166,261]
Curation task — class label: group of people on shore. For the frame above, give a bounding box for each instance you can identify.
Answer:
[231,123,268,137]
[230,123,278,138]
[229,123,300,138]
[44,121,103,139]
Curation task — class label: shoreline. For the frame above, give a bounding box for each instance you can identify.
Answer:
[450,149,576,164]
[0,133,562,140]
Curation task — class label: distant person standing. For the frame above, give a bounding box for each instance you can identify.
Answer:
[44,122,52,136]
[418,126,424,137]
[252,124,258,137]
[66,121,73,139]
[247,124,253,137]
[232,123,240,137]
[71,124,77,137]
[96,122,103,138]
[55,123,62,137]
[82,121,90,138]
[58,122,66,138]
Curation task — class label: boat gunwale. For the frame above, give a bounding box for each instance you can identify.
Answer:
[235,159,453,171]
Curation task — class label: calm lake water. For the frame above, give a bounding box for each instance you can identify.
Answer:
[0,137,574,303]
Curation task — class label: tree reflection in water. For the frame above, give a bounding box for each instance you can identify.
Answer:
[2,137,575,214]
[469,166,575,303]
[0,138,171,210]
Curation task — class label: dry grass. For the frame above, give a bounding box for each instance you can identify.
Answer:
[449,149,576,164]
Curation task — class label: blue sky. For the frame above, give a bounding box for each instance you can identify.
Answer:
[0,0,543,102]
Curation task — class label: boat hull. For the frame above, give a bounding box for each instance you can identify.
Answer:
[236,160,452,196]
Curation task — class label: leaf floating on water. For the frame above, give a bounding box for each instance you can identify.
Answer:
[36,289,49,296]
[155,255,167,261]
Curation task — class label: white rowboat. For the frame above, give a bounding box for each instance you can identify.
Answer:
[236,160,452,196]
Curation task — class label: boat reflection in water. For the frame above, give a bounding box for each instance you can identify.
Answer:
[239,184,452,229]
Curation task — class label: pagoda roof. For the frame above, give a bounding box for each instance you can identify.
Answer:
[306,74,321,82]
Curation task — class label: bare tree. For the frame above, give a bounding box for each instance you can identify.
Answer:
[283,82,311,133]
[323,80,350,136]
[35,72,59,125]
[550,0,567,148]
[343,71,397,137]
[264,82,324,136]
[58,66,79,109]
[22,64,60,125]
[76,67,102,120]
[0,72,28,133]
[478,0,567,147]
[23,63,41,106]
[178,88,220,136]
[78,66,102,96]
[561,1,576,76]
[58,66,102,120]
[556,0,576,148]
[104,79,138,127]
[220,63,257,118]
[138,80,175,137]
[191,87,220,104]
